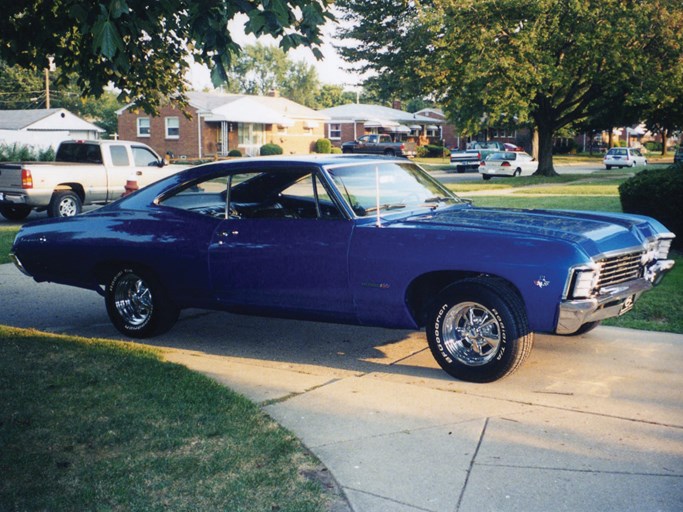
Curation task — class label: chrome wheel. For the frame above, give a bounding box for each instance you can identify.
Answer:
[58,196,79,216]
[441,301,501,366]
[112,273,153,328]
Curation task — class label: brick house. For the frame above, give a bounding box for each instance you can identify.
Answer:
[117,91,328,158]
[318,103,444,148]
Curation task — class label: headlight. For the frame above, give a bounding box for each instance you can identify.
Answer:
[655,236,673,260]
[568,266,600,299]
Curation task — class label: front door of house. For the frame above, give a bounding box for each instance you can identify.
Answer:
[238,123,264,156]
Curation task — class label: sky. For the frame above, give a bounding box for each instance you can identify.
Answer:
[187,14,362,92]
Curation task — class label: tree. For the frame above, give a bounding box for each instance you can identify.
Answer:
[222,43,321,108]
[225,43,290,96]
[0,0,333,114]
[337,0,683,175]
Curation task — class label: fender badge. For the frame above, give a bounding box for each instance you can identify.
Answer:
[534,276,550,289]
[361,282,391,289]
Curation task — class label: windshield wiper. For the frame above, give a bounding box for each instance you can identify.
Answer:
[424,196,449,204]
[364,203,407,213]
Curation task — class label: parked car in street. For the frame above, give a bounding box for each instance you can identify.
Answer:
[341,134,416,157]
[603,147,648,169]
[450,141,508,173]
[11,155,675,383]
[479,151,536,180]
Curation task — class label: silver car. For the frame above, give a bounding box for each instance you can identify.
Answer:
[603,147,647,169]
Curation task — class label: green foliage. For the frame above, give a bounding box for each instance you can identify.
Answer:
[619,165,683,249]
[0,143,55,162]
[337,0,683,175]
[260,143,283,156]
[314,138,332,153]
[331,147,343,154]
[0,1,334,114]
[227,149,242,157]
[417,145,448,158]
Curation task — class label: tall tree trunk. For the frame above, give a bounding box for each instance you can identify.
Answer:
[533,118,558,176]
[661,128,669,157]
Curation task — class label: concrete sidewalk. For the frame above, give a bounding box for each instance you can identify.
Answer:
[1,262,682,511]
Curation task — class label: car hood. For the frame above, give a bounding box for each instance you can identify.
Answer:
[397,206,666,258]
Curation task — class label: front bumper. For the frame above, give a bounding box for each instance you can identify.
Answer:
[556,259,675,334]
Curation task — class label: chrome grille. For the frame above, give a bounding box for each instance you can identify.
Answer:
[596,251,644,289]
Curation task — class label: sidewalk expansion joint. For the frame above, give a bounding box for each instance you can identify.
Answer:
[260,378,342,407]
[456,417,489,512]
[475,462,683,478]
[436,388,683,430]
[343,487,436,512]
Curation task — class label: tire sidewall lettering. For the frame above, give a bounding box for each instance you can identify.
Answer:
[433,301,509,364]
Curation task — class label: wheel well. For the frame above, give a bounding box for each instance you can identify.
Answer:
[405,271,524,328]
[93,260,155,286]
[54,184,85,202]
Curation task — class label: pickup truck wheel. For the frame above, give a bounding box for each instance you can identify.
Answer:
[426,279,534,382]
[482,175,492,181]
[48,190,82,217]
[384,149,396,156]
[105,268,179,338]
[0,204,32,221]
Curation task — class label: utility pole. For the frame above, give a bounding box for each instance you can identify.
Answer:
[45,68,50,109]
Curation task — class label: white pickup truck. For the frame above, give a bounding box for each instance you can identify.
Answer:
[0,140,175,220]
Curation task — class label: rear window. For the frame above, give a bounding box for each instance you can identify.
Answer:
[55,143,103,164]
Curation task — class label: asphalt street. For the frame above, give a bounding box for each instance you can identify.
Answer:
[1,261,682,512]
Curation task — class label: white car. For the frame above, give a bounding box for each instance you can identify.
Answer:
[603,147,647,169]
[479,151,536,180]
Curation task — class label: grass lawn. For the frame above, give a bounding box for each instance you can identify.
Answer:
[0,326,334,511]
[0,226,18,264]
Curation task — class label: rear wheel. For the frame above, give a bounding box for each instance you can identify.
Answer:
[48,190,82,217]
[605,165,612,170]
[426,278,534,382]
[105,267,179,338]
[513,168,521,177]
[482,174,492,181]
[384,149,396,156]
[0,204,32,221]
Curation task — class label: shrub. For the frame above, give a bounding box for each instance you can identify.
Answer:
[227,149,242,157]
[416,146,428,158]
[260,143,283,156]
[331,147,342,154]
[619,164,683,249]
[420,144,448,158]
[314,138,332,154]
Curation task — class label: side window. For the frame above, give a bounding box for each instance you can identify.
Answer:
[158,176,229,218]
[132,146,160,166]
[279,174,343,220]
[137,118,150,137]
[110,145,130,166]
[165,117,179,139]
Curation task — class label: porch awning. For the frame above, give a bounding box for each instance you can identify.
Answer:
[203,97,294,125]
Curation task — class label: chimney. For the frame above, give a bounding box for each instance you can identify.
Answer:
[267,90,280,97]
[392,100,402,111]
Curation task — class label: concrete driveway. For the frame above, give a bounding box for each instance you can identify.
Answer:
[1,262,682,511]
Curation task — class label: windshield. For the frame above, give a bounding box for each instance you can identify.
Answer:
[326,161,462,217]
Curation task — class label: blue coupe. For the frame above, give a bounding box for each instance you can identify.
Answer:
[10,155,675,382]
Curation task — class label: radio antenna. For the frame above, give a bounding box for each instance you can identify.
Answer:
[375,165,381,228]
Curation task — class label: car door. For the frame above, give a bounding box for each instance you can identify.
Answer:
[208,170,356,320]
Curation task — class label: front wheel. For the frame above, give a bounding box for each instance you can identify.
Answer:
[426,278,534,382]
[105,268,179,338]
